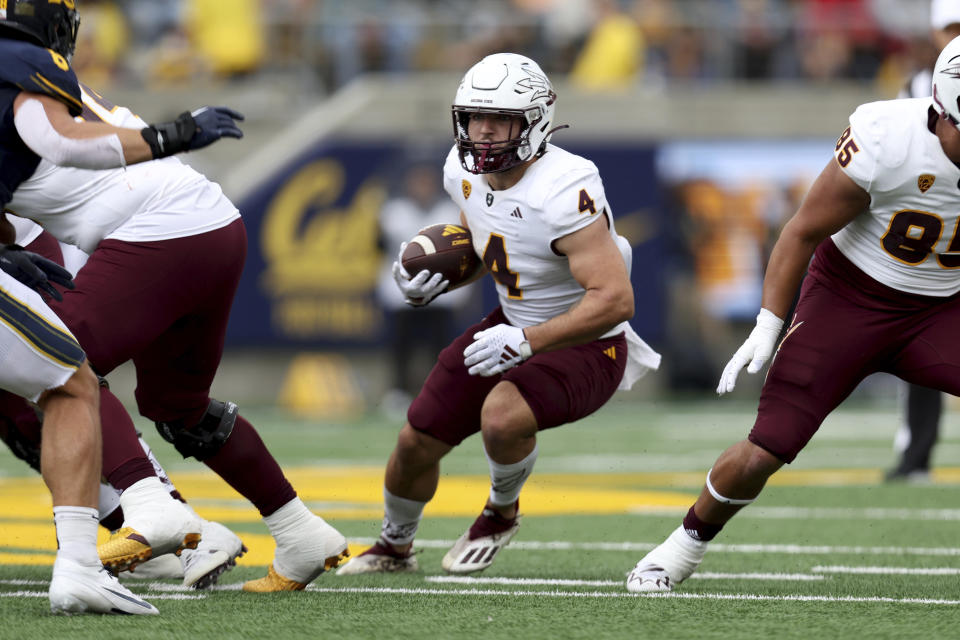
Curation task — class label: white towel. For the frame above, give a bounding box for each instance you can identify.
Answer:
[619,323,661,391]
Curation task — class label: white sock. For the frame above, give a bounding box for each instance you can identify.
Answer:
[53,506,100,567]
[263,497,315,541]
[263,497,329,581]
[381,488,426,546]
[97,483,121,524]
[673,525,708,551]
[119,476,173,515]
[485,444,538,507]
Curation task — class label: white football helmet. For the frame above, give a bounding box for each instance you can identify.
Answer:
[932,35,960,126]
[452,53,560,174]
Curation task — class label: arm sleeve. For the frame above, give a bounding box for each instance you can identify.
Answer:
[14,98,126,170]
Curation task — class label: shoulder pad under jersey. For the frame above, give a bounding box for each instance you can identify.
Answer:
[848,99,917,171]
[0,39,82,116]
[537,150,607,235]
[529,146,600,209]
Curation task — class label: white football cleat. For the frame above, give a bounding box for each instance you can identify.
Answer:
[49,557,158,615]
[442,504,520,574]
[120,520,247,588]
[626,525,708,592]
[98,498,202,574]
[181,520,247,589]
[243,515,348,592]
[121,553,184,580]
[337,539,418,575]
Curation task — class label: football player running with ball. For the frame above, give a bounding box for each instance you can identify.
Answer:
[339,53,660,576]
[627,35,960,593]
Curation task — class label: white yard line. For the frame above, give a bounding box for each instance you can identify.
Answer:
[812,566,960,575]
[351,537,960,556]
[0,589,203,600]
[428,573,824,586]
[627,506,960,521]
[303,586,960,606]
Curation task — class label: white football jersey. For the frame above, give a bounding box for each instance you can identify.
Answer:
[444,144,661,388]
[445,143,622,330]
[5,86,240,254]
[833,97,960,297]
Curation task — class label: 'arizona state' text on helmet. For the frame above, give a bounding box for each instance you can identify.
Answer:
[0,0,80,59]
[452,53,561,174]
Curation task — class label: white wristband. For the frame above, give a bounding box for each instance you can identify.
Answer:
[518,329,533,359]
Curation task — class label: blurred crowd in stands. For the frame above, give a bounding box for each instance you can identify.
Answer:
[79,0,939,96]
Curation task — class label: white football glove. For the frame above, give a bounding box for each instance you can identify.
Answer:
[716,308,784,395]
[392,242,449,307]
[463,324,533,377]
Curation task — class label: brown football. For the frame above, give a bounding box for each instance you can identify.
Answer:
[401,223,483,289]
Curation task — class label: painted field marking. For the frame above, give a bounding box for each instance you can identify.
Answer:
[812,566,960,575]
[0,585,960,607]
[0,590,203,600]
[428,573,824,586]
[0,591,48,600]
[628,506,960,521]
[303,586,960,606]
[350,537,960,557]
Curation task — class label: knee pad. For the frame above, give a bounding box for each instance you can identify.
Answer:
[156,399,238,461]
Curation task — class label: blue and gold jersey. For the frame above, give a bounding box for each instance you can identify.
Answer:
[0,38,82,209]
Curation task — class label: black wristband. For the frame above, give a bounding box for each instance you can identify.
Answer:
[140,111,197,159]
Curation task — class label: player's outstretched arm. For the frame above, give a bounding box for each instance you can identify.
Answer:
[716,158,870,394]
[13,93,243,169]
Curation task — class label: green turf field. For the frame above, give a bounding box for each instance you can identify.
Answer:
[1,395,959,639]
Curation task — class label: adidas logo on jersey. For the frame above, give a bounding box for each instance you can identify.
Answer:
[603,347,616,360]
[510,207,523,219]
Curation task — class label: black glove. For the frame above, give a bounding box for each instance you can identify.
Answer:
[0,244,75,302]
[141,106,244,159]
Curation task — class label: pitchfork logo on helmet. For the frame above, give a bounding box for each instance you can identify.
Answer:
[932,36,960,127]
[515,67,553,102]
[452,53,564,174]
[0,0,81,59]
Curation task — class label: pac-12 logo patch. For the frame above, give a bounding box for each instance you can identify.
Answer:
[486,193,494,206]
[918,174,935,193]
[462,179,471,200]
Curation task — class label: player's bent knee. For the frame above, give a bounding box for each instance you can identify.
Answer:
[156,398,238,460]
[480,384,536,448]
[42,362,99,411]
[396,423,450,466]
[738,441,783,479]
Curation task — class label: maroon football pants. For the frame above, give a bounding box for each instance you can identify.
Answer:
[750,239,960,463]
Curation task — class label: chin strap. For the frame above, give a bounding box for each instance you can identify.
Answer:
[534,124,570,160]
[544,124,570,138]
